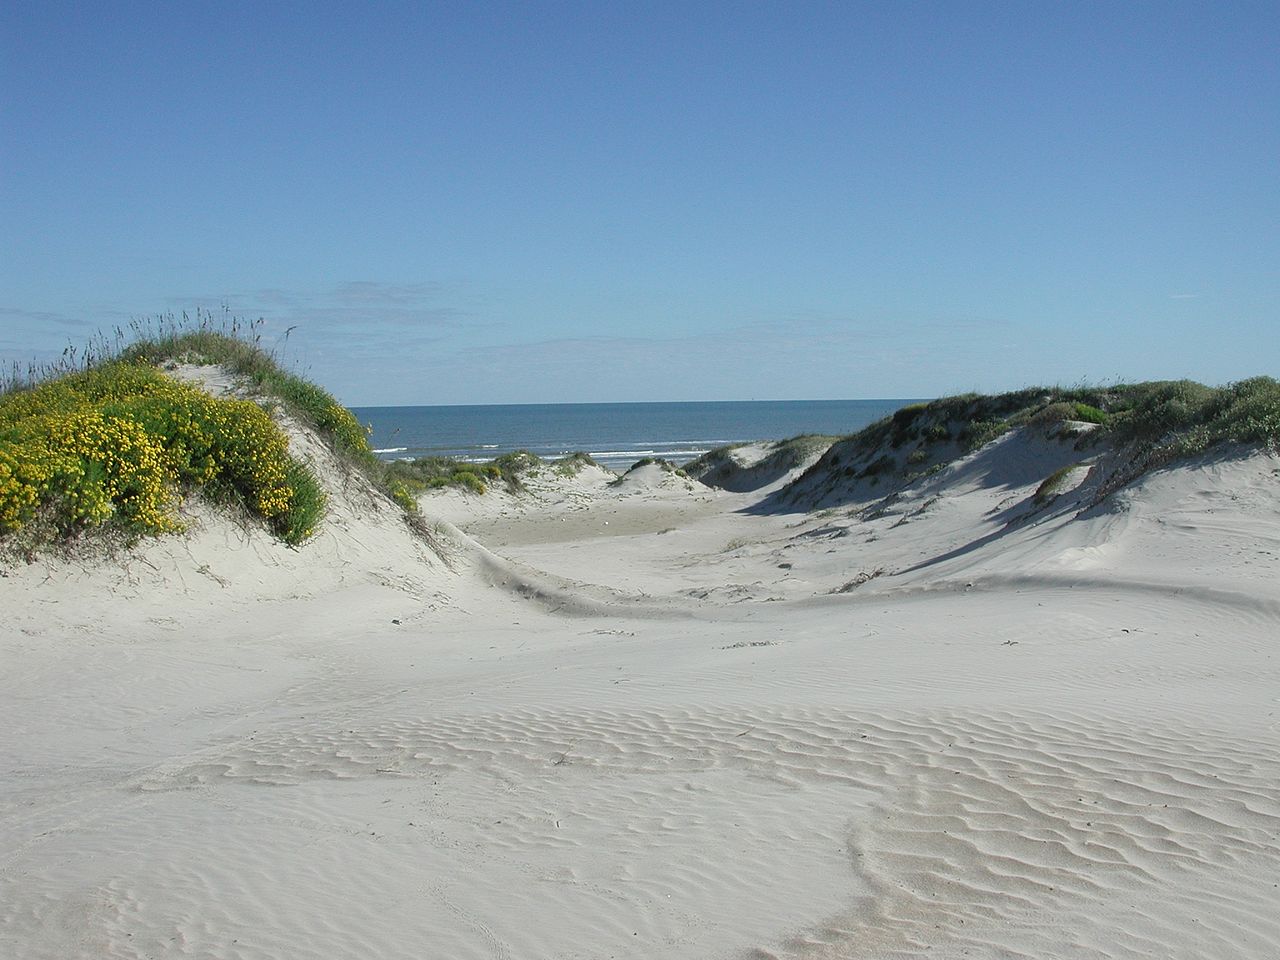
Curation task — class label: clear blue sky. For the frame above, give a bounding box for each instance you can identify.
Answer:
[3,1,1277,405]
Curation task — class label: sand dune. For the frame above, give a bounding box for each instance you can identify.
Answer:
[3,399,1278,959]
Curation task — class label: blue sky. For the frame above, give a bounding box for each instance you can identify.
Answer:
[3,1,1277,405]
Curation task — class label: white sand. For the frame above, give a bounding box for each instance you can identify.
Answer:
[3,394,1279,959]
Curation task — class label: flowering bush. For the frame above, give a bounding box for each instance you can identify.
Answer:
[0,363,325,545]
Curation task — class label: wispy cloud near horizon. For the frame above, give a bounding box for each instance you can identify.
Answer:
[0,307,94,331]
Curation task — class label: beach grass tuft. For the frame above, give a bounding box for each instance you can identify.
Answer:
[381,448,568,497]
[682,435,836,487]
[1034,465,1077,505]
[553,451,601,477]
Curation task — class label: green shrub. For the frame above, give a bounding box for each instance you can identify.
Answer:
[0,362,325,545]
[960,419,1009,451]
[1029,402,1077,426]
[387,457,493,495]
[1111,380,1215,440]
[266,376,372,462]
[452,471,487,495]
[274,459,327,543]
[1209,376,1280,444]
[1072,402,1108,424]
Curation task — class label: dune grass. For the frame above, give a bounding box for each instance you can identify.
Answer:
[383,457,504,496]
[683,435,836,484]
[787,377,1280,502]
[553,451,601,477]
[863,379,1280,460]
[381,449,581,497]
[1034,464,1078,505]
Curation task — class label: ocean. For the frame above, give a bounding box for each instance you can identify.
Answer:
[351,399,917,473]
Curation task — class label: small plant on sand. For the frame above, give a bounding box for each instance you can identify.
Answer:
[553,451,600,477]
[1034,465,1078,505]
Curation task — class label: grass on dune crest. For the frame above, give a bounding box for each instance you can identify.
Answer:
[786,377,1280,500]
[847,377,1280,460]
[684,434,837,479]
[383,450,601,497]
[976,379,1273,451]
[114,315,375,466]
[382,451,532,497]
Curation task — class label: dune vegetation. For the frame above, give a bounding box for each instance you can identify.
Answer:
[0,313,417,550]
[0,362,326,546]
[784,377,1280,502]
[683,434,837,487]
[384,450,602,496]
[6,311,1275,554]
[383,450,537,496]
[0,312,616,556]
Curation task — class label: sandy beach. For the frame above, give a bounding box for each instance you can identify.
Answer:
[3,391,1279,959]
[7,0,1277,953]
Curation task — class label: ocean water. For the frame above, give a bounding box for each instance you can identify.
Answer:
[352,399,916,473]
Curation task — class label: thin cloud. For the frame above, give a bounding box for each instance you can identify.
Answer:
[161,282,474,333]
[253,288,304,307]
[0,307,93,330]
[330,281,450,306]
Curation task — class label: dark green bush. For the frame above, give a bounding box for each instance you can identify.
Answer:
[960,420,1009,451]
[1029,402,1077,425]
[1111,380,1216,441]
[1072,402,1108,424]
